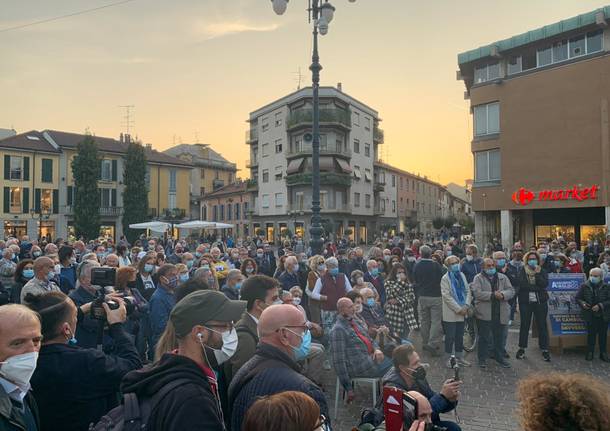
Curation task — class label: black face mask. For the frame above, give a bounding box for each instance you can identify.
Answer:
[404,365,426,381]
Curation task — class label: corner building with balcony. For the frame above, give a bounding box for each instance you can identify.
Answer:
[458,6,610,249]
[246,86,391,244]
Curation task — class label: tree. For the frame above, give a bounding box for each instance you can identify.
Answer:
[432,217,445,230]
[460,216,475,234]
[71,134,101,240]
[122,140,149,243]
[444,215,457,229]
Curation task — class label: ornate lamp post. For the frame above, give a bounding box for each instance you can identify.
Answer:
[271,0,355,255]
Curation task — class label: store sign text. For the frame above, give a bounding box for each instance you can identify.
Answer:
[512,185,600,206]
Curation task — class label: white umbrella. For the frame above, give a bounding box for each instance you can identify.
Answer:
[128,221,170,232]
[175,220,217,229]
[212,222,234,229]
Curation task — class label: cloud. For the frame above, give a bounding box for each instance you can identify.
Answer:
[194,20,281,40]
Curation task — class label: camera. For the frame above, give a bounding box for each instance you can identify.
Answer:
[90,296,120,320]
[91,267,116,288]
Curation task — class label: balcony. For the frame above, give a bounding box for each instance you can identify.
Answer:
[287,108,351,131]
[286,172,351,187]
[246,178,258,191]
[246,159,258,168]
[245,129,258,144]
[161,208,186,219]
[374,181,385,192]
[64,206,123,217]
[374,204,385,215]
[374,126,384,143]
[212,179,225,190]
[287,203,351,214]
[286,144,351,160]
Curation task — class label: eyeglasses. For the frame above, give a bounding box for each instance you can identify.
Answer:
[313,414,330,431]
[205,322,234,334]
[278,325,308,337]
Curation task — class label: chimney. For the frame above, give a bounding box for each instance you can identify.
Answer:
[337,82,342,92]
[145,143,152,150]
[125,133,131,144]
[119,133,124,143]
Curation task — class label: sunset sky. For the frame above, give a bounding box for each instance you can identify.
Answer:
[1,0,607,185]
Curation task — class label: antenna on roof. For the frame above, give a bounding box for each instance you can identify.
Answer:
[119,105,135,135]
[294,67,303,90]
[195,131,200,144]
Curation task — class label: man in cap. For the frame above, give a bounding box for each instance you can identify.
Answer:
[121,290,245,430]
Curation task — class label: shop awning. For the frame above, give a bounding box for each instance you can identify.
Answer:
[319,156,334,171]
[286,158,305,174]
[364,170,372,182]
[176,220,217,229]
[335,158,352,174]
[353,168,362,180]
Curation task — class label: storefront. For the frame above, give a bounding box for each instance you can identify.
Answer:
[3,220,27,239]
[533,207,606,246]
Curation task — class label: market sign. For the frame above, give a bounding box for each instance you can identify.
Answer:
[512,184,600,206]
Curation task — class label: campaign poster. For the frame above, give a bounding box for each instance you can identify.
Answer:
[547,273,586,335]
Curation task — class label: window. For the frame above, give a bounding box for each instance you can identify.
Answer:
[364,117,371,130]
[319,191,328,209]
[235,203,240,220]
[295,192,305,210]
[364,168,372,182]
[262,194,270,208]
[100,189,111,207]
[537,45,552,67]
[262,143,269,157]
[353,165,362,180]
[475,149,501,183]
[243,201,249,214]
[522,48,537,71]
[353,111,360,126]
[41,189,52,211]
[227,204,232,220]
[275,139,283,153]
[275,112,283,127]
[392,175,396,187]
[364,143,370,157]
[474,102,500,136]
[101,160,112,181]
[252,147,258,161]
[200,168,206,178]
[392,200,396,212]
[41,159,53,183]
[569,34,585,58]
[353,139,360,153]
[274,166,283,180]
[354,192,361,207]
[587,29,603,54]
[507,55,522,75]
[169,169,177,192]
[168,193,176,210]
[552,40,568,62]
[262,169,269,183]
[9,156,23,180]
[9,187,21,213]
[220,204,225,221]
[474,62,500,84]
[145,166,151,189]
[365,194,371,208]
[275,193,284,207]
[261,117,269,132]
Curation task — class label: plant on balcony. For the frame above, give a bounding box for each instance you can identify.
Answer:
[286,172,351,187]
[71,134,101,240]
[122,140,149,243]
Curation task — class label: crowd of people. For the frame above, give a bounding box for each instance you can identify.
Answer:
[0,232,608,431]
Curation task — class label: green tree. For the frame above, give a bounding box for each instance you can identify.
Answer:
[432,217,445,230]
[444,215,457,229]
[122,140,149,243]
[71,134,101,240]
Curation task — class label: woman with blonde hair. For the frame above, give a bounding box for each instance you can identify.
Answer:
[243,391,325,431]
[306,255,326,324]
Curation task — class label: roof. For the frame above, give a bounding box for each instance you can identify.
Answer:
[202,181,248,198]
[164,143,236,169]
[43,129,192,167]
[0,130,61,153]
[375,161,444,188]
[458,6,610,65]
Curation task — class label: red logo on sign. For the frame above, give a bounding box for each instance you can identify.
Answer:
[512,185,600,206]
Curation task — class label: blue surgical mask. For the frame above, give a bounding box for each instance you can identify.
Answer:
[450,263,460,272]
[289,328,311,361]
[195,252,203,258]
[540,253,547,260]
[485,268,497,276]
[294,263,300,272]
[186,260,194,269]
[329,268,339,276]
[590,276,601,284]
[33,252,41,258]
[527,259,538,268]
[370,268,379,277]
[496,259,506,268]
[235,282,242,290]
[23,269,34,279]
[144,263,154,273]
[179,273,189,282]
[366,298,375,307]
[317,264,326,272]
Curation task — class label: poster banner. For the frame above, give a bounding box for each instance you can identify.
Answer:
[547,273,586,335]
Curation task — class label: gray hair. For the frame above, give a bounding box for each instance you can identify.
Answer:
[366,259,377,269]
[226,269,242,283]
[419,245,432,258]
[78,260,100,281]
[325,257,338,268]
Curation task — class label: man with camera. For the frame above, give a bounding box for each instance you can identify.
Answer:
[381,344,462,431]
[27,291,141,431]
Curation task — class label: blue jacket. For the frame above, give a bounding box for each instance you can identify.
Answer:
[460,257,483,284]
[149,286,176,349]
[278,270,300,292]
[59,265,77,294]
[69,286,113,350]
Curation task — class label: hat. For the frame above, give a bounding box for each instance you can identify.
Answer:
[170,290,246,337]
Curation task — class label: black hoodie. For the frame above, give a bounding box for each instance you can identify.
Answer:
[121,353,224,431]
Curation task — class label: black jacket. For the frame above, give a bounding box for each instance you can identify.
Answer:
[412,259,443,297]
[576,281,610,322]
[121,353,224,431]
[516,268,549,304]
[0,386,39,431]
[228,343,328,431]
[31,324,142,431]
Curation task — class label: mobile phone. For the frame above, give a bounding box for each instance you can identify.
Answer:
[449,355,460,382]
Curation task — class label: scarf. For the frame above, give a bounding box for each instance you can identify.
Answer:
[449,271,466,306]
[524,263,540,284]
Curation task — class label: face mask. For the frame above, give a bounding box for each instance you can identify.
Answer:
[590,276,601,284]
[366,298,375,307]
[47,270,55,281]
[446,251,452,257]
[496,259,506,268]
[144,263,154,273]
[202,265,210,271]
[527,259,538,268]
[293,263,300,272]
[384,255,391,262]
[292,297,301,305]
[329,268,339,276]
[257,253,264,258]
[69,256,77,265]
[355,304,363,313]
[231,254,239,260]
[405,365,426,381]
[186,260,194,269]
[465,255,474,261]
[179,273,189,282]
[195,252,203,258]
[245,267,254,274]
[485,268,497,276]
[317,264,326,272]
[234,282,242,290]
[370,268,379,277]
[23,269,34,279]
[397,273,407,282]
[107,248,114,253]
[287,328,311,361]
[166,276,178,289]
[211,328,239,365]
[8,254,15,261]
[273,299,283,305]
[33,252,41,258]
[450,263,460,272]
[407,256,416,262]
[0,351,39,390]
[540,253,547,260]
[96,253,105,260]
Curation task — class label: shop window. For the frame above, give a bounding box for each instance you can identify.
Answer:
[475,149,501,183]
[41,189,52,212]
[474,102,500,136]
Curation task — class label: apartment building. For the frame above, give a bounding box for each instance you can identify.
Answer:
[200,181,251,238]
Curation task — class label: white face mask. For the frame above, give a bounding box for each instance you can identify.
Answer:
[293,297,301,305]
[0,351,39,390]
[356,277,364,285]
[210,328,239,365]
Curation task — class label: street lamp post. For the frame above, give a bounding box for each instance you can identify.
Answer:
[271,0,354,255]
[30,208,51,241]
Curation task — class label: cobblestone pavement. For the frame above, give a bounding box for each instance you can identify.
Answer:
[321,325,610,431]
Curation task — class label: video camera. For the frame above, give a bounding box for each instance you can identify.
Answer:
[383,387,447,431]
[89,267,136,320]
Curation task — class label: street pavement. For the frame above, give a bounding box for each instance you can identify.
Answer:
[321,324,610,431]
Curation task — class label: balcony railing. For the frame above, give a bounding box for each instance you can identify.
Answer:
[374,126,384,143]
[64,206,123,216]
[161,208,186,219]
[246,159,258,168]
[246,178,258,190]
[287,108,351,130]
[374,182,385,192]
[287,203,351,214]
[286,172,351,187]
[245,129,259,143]
[286,145,351,159]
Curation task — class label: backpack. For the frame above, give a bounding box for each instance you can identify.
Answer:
[89,378,191,431]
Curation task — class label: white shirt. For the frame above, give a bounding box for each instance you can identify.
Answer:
[311,274,352,300]
[0,377,28,402]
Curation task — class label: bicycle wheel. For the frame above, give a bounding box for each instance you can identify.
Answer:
[462,316,478,352]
